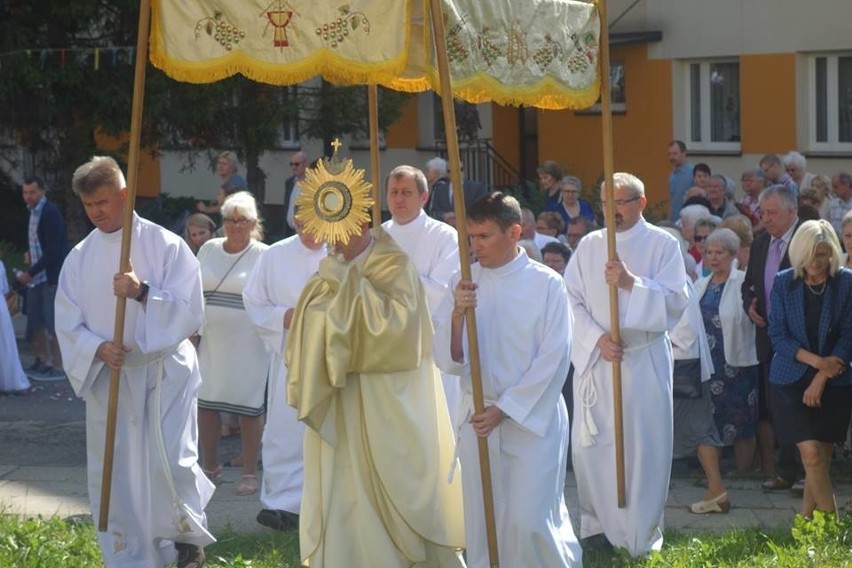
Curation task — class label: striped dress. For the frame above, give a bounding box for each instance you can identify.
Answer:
[197,238,270,415]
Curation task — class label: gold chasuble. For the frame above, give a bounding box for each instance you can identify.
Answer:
[286,228,465,567]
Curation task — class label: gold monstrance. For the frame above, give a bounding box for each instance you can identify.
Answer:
[294,139,374,246]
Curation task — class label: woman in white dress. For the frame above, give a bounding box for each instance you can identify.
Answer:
[197,192,270,495]
[0,260,30,393]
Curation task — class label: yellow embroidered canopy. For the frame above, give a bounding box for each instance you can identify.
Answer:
[149,0,601,110]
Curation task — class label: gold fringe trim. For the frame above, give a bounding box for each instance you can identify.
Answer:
[150,0,601,109]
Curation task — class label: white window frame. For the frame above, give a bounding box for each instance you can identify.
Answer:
[807,53,852,153]
[682,60,741,153]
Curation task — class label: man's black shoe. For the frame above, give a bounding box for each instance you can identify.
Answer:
[175,542,206,568]
[580,533,614,554]
[256,508,299,531]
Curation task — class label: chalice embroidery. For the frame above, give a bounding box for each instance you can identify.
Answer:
[261,0,298,49]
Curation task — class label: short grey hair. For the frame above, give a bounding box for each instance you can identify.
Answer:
[425,157,448,177]
[758,184,798,210]
[747,167,769,185]
[705,227,741,257]
[610,172,645,198]
[679,204,711,227]
[783,151,806,169]
[694,216,721,235]
[72,156,127,196]
[843,209,852,229]
[560,175,582,192]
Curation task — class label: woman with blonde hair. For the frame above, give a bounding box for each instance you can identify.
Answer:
[768,219,852,518]
[196,191,270,495]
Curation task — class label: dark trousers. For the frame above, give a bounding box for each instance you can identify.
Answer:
[561,364,575,467]
[759,361,801,481]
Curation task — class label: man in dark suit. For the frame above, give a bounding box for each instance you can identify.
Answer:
[424,157,488,225]
[282,151,308,238]
[741,184,801,492]
[17,176,69,377]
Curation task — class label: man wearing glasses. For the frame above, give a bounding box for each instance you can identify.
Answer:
[564,172,689,557]
[284,151,309,237]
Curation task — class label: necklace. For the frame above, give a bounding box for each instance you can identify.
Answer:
[806,280,827,296]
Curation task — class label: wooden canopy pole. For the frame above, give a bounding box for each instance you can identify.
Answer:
[597,0,627,509]
[98,0,152,532]
[428,0,499,565]
[368,84,382,226]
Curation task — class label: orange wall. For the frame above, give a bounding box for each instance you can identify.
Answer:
[537,43,673,205]
[93,130,161,198]
[740,53,797,154]
[385,95,419,149]
[491,104,521,173]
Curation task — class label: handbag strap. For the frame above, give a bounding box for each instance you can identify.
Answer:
[205,244,251,296]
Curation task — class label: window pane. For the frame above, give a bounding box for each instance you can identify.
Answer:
[709,62,740,142]
[838,57,852,143]
[690,64,701,142]
[816,57,828,143]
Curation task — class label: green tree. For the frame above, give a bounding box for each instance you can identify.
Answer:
[0,1,410,241]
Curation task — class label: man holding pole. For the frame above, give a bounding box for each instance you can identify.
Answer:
[564,172,689,557]
[433,192,582,568]
[55,156,214,568]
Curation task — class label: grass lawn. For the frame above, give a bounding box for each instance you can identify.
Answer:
[1,512,850,567]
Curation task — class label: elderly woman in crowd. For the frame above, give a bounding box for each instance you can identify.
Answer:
[720,214,754,270]
[696,228,760,477]
[679,203,711,262]
[547,175,595,227]
[768,219,852,518]
[197,191,270,495]
[671,255,728,514]
[693,216,721,277]
[184,213,217,256]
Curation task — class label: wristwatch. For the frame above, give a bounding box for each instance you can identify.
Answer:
[135,281,150,303]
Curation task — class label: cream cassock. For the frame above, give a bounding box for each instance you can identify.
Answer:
[242,234,326,515]
[564,218,688,557]
[383,210,462,421]
[55,214,214,567]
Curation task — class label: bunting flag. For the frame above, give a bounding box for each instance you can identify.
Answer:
[149,0,600,110]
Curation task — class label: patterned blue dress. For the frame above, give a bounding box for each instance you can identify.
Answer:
[700,280,759,445]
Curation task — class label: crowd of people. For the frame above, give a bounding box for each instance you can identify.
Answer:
[1,144,850,568]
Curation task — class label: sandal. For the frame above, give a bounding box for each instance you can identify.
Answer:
[202,465,222,482]
[689,492,730,514]
[236,474,259,496]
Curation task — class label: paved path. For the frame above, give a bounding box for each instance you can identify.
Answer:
[3,312,851,537]
[2,461,850,536]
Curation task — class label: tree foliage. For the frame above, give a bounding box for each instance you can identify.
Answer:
[0,1,410,241]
